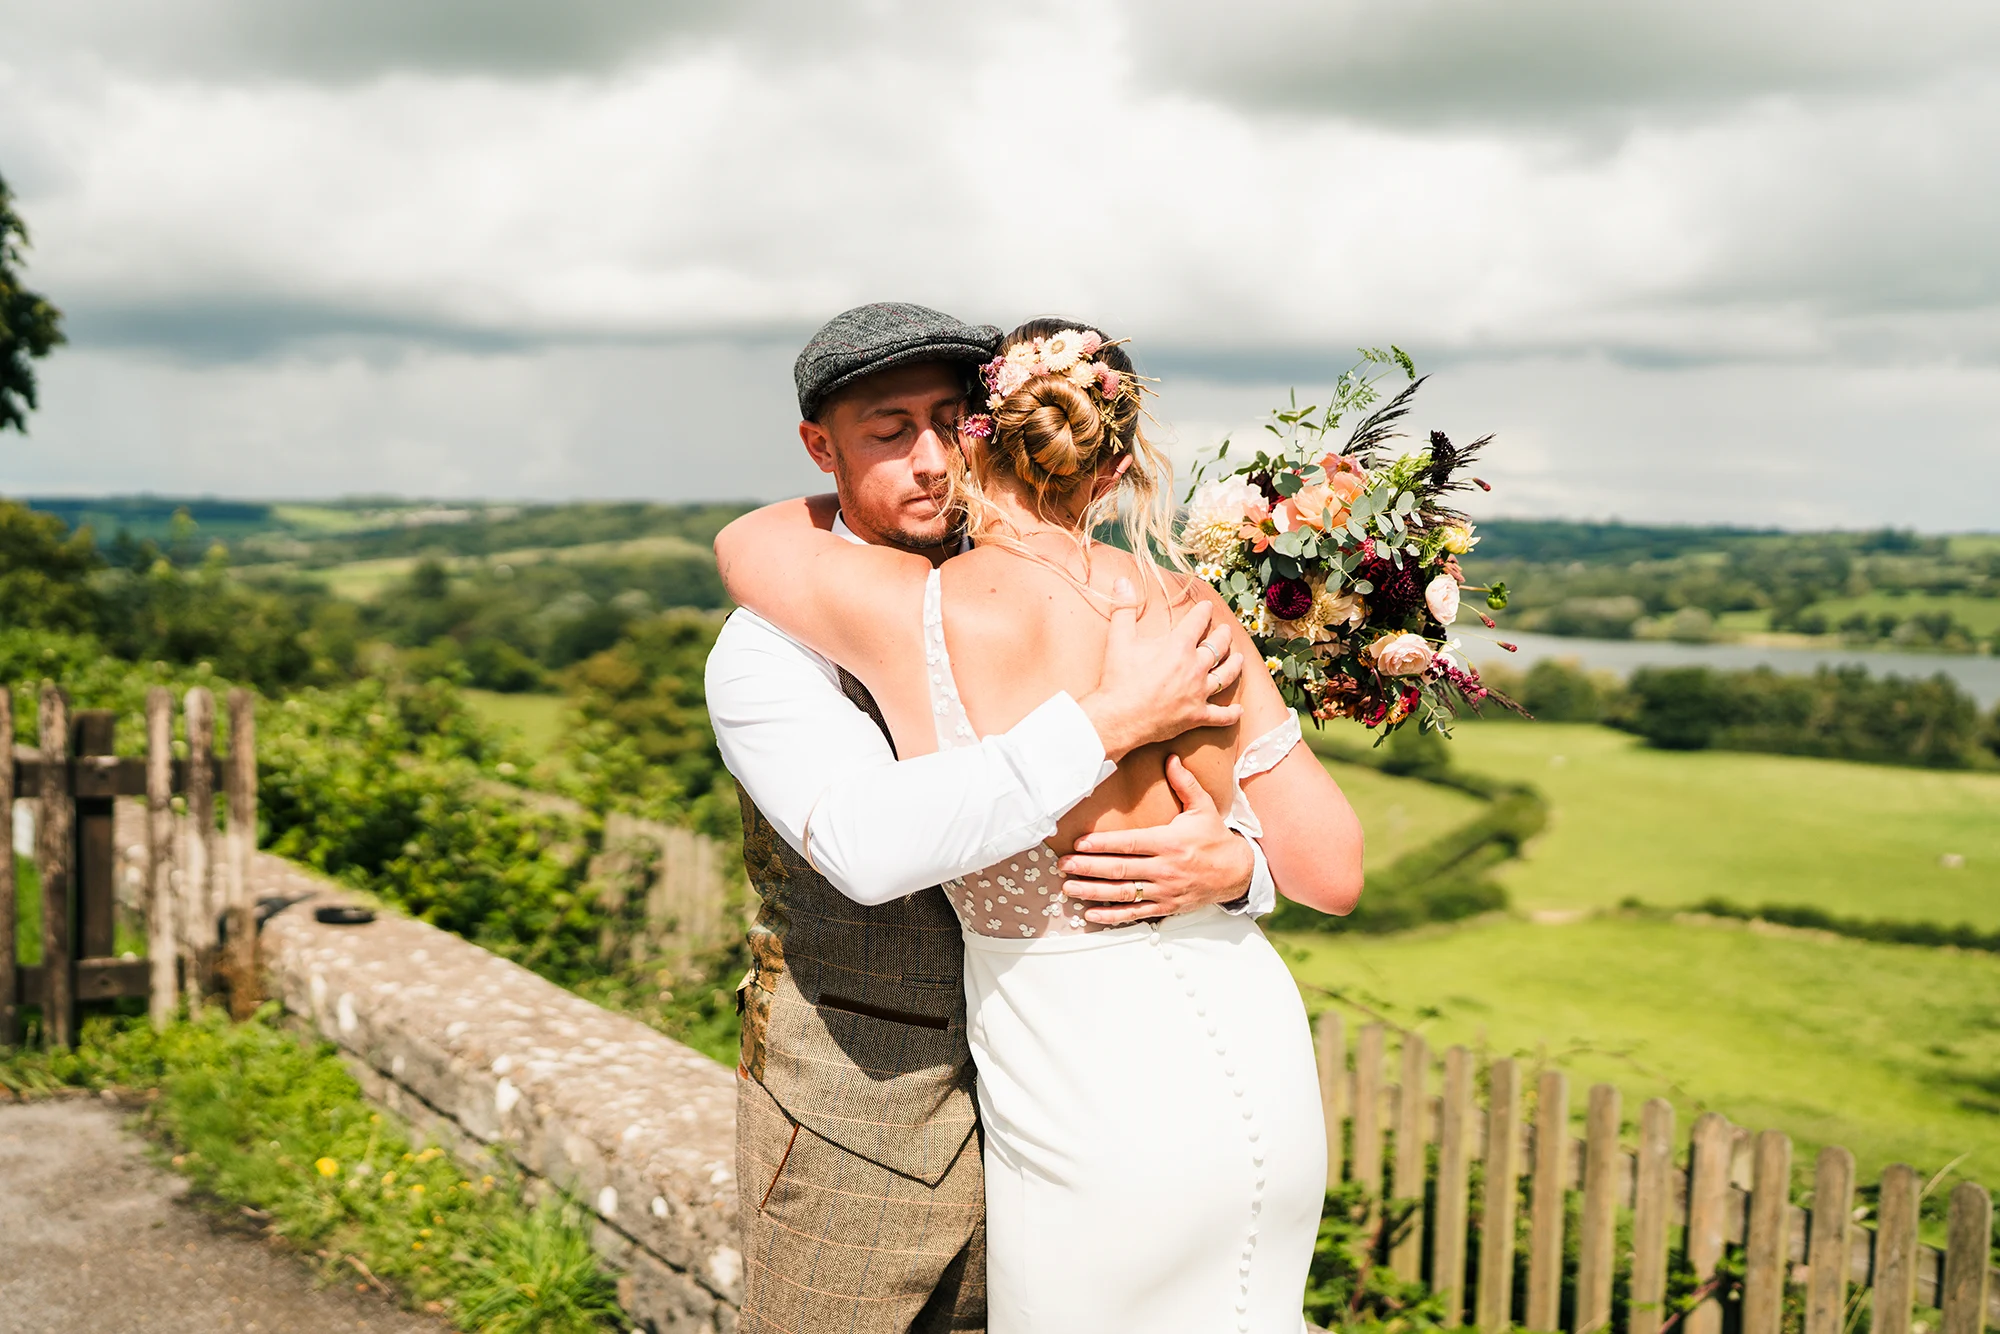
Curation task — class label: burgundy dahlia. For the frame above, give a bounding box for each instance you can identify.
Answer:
[1264,577,1314,621]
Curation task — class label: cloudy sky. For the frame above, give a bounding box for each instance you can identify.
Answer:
[0,0,1995,528]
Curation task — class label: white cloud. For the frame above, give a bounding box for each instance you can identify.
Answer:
[0,1,1995,524]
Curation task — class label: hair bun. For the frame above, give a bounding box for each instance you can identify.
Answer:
[995,376,1104,487]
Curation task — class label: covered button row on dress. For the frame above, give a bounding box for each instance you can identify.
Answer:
[1156,932,1262,1332]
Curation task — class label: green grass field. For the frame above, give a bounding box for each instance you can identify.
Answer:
[1315,762,1487,868]
[1276,913,2000,1182]
[462,689,569,762]
[1802,591,2000,639]
[1425,722,2000,926]
[296,534,710,600]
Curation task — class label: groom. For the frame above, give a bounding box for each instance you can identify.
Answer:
[707,303,1277,1333]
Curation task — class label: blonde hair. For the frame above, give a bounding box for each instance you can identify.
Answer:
[947,318,1189,610]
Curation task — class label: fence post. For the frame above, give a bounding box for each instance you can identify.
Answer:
[182,687,216,1010]
[1476,1056,1522,1333]
[1941,1182,1992,1334]
[1806,1146,1856,1334]
[1435,1044,1475,1327]
[1629,1098,1676,1334]
[1574,1084,1621,1334]
[72,710,117,964]
[1742,1130,1795,1334]
[1316,1010,1345,1190]
[221,689,258,1020]
[1687,1112,1735,1334]
[145,688,177,1031]
[1871,1163,1920,1334]
[1527,1069,1570,1330]
[1355,1023,1386,1228]
[1392,1031,1430,1281]
[0,688,14,1048]
[36,684,75,1048]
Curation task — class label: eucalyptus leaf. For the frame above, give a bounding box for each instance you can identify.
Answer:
[1353,579,1374,594]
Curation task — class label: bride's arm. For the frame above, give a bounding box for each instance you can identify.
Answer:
[1216,594,1366,916]
[713,496,932,671]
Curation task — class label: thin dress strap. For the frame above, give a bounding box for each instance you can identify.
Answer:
[923,567,978,753]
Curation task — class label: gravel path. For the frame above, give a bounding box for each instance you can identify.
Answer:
[0,1099,448,1334]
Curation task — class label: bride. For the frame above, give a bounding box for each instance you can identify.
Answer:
[714,318,1364,1333]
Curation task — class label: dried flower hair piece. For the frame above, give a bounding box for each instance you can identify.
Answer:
[976,328,1145,416]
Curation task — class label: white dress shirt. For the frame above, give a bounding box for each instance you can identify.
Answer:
[704,515,1276,913]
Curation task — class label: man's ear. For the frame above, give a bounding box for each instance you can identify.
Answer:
[799,419,837,475]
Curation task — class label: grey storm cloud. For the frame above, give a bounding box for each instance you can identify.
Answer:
[0,0,722,79]
[1,0,1996,521]
[1132,0,2000,124]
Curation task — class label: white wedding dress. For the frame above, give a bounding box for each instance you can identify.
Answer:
[921,569,1325,1334]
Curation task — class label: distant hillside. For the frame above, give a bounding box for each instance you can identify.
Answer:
[16,496,757,565]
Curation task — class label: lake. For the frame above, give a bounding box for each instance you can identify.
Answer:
[1468,631,2000,708]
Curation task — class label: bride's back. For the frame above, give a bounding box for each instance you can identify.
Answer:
[940,542,1241,851]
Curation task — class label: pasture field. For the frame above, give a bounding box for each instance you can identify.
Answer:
[1799,590,2000,639]
[1421,721,2000,926]
[288,533,711,600]
[462,689,568,762]
[1275,912,2000,1182]
[1315,761,1486,868]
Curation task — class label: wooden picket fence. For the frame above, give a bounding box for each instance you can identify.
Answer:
[2,682,258,1048]
[1316,1014,1997,1334]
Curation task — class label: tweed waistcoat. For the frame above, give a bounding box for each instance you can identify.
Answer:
[736,668,976,1186]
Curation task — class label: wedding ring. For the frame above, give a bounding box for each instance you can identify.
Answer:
[1196,642,1218,667]
[1132,885,1147,902]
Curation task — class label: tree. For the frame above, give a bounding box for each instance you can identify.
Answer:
[0,498,99,630]
[1,171,65,433]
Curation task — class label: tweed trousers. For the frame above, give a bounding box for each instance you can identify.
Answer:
[737,1070,985,1333]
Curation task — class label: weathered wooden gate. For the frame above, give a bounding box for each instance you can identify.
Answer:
[1,682,258,1048]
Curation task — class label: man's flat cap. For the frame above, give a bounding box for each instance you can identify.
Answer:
[794,302,1001,420]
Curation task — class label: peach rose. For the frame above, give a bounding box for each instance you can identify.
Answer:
[1367,631,1435,677]
[1278,482,1339,532]
[1425,574,1460,625]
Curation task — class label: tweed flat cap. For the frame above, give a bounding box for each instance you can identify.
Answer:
[794,302,1001,419]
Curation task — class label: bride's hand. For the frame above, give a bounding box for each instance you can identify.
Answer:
[1076,581,1243,762]
[1056,756,1255,924]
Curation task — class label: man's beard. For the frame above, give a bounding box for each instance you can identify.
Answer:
[875,512,961,553]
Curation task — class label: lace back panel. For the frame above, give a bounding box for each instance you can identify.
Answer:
[924,568,1298,940]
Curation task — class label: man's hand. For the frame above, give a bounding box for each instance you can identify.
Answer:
[1056,755,1255,925]
[1076,580,1243,763]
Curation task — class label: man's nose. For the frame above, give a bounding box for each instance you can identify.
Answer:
[910,425,950,482]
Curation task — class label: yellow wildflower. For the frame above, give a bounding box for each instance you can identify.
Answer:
[315,1158,339,1178]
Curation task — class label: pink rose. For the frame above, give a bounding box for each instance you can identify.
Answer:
[1367,631,1435,677]
[1425,574,1460,625]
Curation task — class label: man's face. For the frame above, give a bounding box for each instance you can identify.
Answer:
[799,361,966,552]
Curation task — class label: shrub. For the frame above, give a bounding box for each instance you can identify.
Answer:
[1528,595,1643,639]
[1519,658,1617,723]
[1622,664,1984,767]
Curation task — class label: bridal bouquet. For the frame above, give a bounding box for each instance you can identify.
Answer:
[1182,349,1517,735]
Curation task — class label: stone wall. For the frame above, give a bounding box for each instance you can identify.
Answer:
[250,850,743,1333]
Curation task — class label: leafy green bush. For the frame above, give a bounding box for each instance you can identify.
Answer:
[560,609,736,838]
[1621,664,1985,767]
[0,1011,622,1332]
[259,677,616,986]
